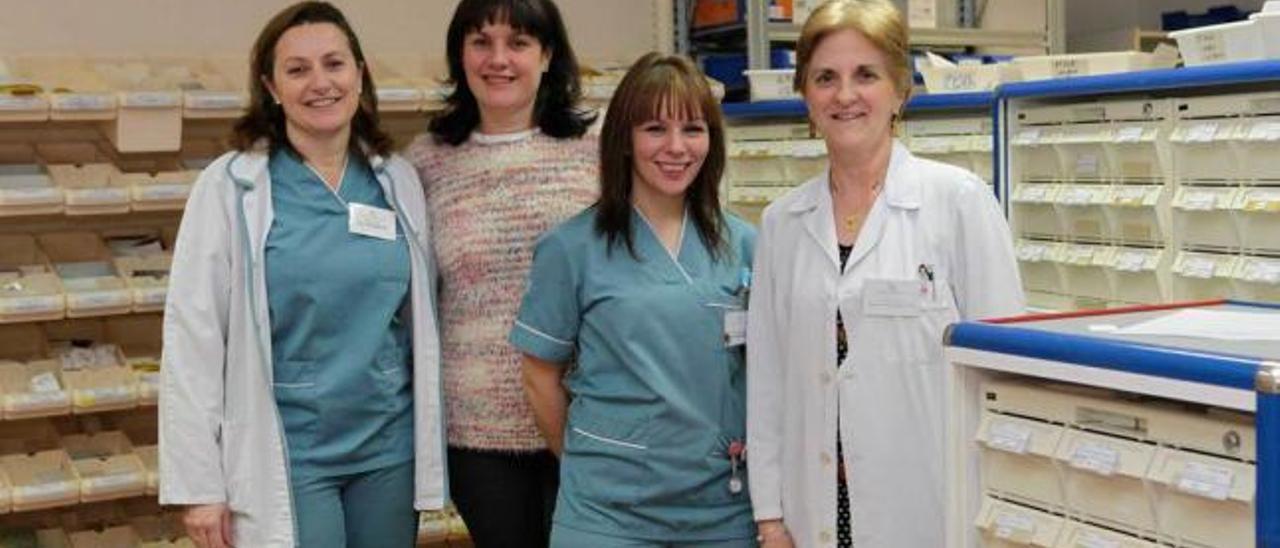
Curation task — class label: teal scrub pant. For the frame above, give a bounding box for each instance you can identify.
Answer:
[550,523,757,548]
[291,459,417,548]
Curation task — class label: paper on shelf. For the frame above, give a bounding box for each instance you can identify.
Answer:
[1116,308,1280,340]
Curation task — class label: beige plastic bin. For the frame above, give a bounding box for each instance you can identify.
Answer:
[977,412,1066,509]
[1054,430,1157,535]
[1147,448,1254,548]
[975,496,1065,547]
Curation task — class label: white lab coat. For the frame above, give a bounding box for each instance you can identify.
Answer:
[158,149,447,547]
[746,141,1023,548]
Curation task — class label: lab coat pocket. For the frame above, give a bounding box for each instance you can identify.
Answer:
[272,360,318,448]
[856,278,958,367]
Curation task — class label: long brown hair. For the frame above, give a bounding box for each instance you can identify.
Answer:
[595,52,728,260]
[231,1,392,156]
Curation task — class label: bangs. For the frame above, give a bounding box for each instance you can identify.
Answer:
[459,0,553,42]
[624,65,710,125]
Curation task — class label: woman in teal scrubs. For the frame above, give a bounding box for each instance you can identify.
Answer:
[511,52,757,547]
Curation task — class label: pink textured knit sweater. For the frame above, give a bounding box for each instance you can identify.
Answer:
[406,129,599,451]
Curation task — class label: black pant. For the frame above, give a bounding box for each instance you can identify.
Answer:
[448,446,560,548]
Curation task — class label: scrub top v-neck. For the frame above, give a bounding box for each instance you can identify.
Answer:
[264,148,414,476]
[511,207,757,542]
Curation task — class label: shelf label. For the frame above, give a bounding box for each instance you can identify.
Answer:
[1016,185,1050,203]
[1247,121,1280,142]
[0,95,46,111]
[135,183,190,202]
[1114,186,1153,206]
[986,421,1033,455]
[5,391,69,411]
[1185,123,1220,143]
[1017,243,1049,262]
[992,510,1036,540]
[1176,461,1234,501]
[133,286,168,306]
[185,92,247,110]
[377,88,423,103]
[1241,190,1280,212]
[1069,440,1120,476]
[1178,190,1219,211]
[52,93,114,111]
[1180,256,1218,279]
[1066,246,1098,265]
[1051,58,1084,77]
[121,91,180,108]
[84,471,144,492]
[1075,530,1121,548]
[0,187,61,204]
[1074,154,1100,176]
[1191,31,1228,63]
[74,386,134,408]
[1114,250,1149,272]
[1,294,62,314]
[70,290,130,309]
[1013,129,1042,146]
[1241,261,1280,285]
[1113,126,1146,143]
[67,187,129,205]
[16,480,75,502]
[1060,186,1101,205]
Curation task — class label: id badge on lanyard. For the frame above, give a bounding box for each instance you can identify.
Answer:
[722,267,752,348]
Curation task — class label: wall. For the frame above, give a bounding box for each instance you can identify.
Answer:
[1066,0,1265,51]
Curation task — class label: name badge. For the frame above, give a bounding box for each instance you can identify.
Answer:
[349,203,397,240]
[862,279,923,317]
[724,309,747,347]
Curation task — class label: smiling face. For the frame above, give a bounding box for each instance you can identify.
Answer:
[263,22,362,145]
[802,28,904,153]
[462,20,550,131]
[630,104,710,203]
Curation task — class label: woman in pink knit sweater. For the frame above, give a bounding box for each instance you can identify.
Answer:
[403,0,597,546]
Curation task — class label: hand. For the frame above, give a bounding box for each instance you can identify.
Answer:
[757,520,794,548]
[184,503,234,548]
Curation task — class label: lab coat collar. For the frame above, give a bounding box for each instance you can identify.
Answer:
[786,140,920,272]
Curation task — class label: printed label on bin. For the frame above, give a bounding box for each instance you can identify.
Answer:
[185,92,246,110]
[135,183,190,202]
[85,471,144,492]
[1015,185,1050,202]
[0,186,61,204]
[377,88,423,103]
[67,187,128,205]
[986,421,1033,455]
[1185,123,1220,143]
[75,386,133,407]
[1113,126,1147,143]
[1242,190,1280,212]
[1076,530,1121,548]
[0,95,45,111]
[1178,190,1219,211]
[1180,256,1218,279]
[52,93,114,111]
[1066,246,1097,265]
[1017,243,1049,263]
[1114,186,1153,206]
[1241,261,1280,284]
[2,295,62,314]
[1069,440,1120,476]
[121,92,180,108]
[1060,186,1100,205]
[1176,461,1234,501]
[992,510,1036,540]
[71,290,130,309]
[1192,32,1227,62]
[1114,250,1150,272]
[17,480,75,501]
[1247,121,1280,142]
[7,391,69,411]
[134,287,168,306]
[1012,129,1042,146]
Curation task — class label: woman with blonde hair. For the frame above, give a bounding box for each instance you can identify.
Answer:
[745,1,1023,546]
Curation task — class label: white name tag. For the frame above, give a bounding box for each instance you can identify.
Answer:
[349,203,397,240]
[723,309,747,347]
[862,279,923,317]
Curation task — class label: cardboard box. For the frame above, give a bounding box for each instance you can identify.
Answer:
[37,233,133,318]
[60,431,146,503]
[0,235,66,324]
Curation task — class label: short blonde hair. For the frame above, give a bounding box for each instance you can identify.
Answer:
[793,0,912,100]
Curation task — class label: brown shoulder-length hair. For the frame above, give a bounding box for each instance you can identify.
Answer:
[595,52,728,261]
[231,1,392,156]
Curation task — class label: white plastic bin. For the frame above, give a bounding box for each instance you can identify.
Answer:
[727,141,789,185]
[1107,246,1170,305]
[1172,250,1240,301]
[1238,117,1280,183]
[1017,240,1066,295]
[1147,448,1254,548]
[1057,243,1114,303]
[1053,184,1112,240]
[1171,186,1241,249]
[1055,124,1111,183]
[1012,184,1062,238]
[1054,522,1160,548]
[744,69,799,102]
[1106,184,1168,244]
[1106,124,1165,184]
[786,139,827,182]
[1169,120,1242,183]
[1054,430,1157,535]
[1170,19,1265,66]
[976,412,1066,509]
[975,497,1065,547]
[1234,187,1280,252]
[1235,255,1280,303]
[1010,127,1063,183]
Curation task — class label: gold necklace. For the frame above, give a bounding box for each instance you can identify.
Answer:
[831,177,885,233]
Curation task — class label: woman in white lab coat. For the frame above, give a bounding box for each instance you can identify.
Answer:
[159,3,445,547]
[745,1,1024,547]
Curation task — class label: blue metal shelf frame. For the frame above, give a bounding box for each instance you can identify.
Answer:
[947,299,1280,547]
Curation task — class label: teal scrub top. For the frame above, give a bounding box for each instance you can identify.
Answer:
[510,207,757,541]
[265,148,414,476]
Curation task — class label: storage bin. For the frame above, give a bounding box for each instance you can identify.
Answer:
[0,164,64,217]
[1169,120,1243,183]
[908,135,971,173]
[1234,255,1280,303]
[918,62,1019,94]
[1233,186,1280,252]
[61,431,146,503]
[1171,186,1241,249]
[1105,124,1165,184]
[68,525,140,548]
[2,449,80,512]
[1169,19,1265,66]
[107,315,162,406]
[744,69,799,101]
[1054,430,1157,534]
[974,496,1064,547]
[38,232,133,318]
[1011,184,1062,238]
[116,170,195,212]
[1010,128,1063,183]
[727,141,789,185]
[786,139,827,182]
[1053,184,1111,240]
[1054,522,1159,548]
[0,92,49,123]
[1055,124,1110,183]
[1238,116,1280,183]
[0,235,65,324]
[727,185,793,226]
[1016,240,1066,295]
[1106,185,1168,244]
[976,412,1065,509]
[45,163,128,216]
[1057,243,1113,303]
[0,359,71,420]
[1147,448,1254,548]
[134,445,158,496]
[1171,250,1240,301]
[1107,246,1170,305]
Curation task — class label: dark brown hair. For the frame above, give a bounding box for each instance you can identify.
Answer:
[595,52,728,260]
[231,1,392,156]
[428,0,595,146]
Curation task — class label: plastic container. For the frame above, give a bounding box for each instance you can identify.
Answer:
[1171,187,1241,250]
[1106,184,1168,244]
[974,496,1064,547]
[744,69,799,101]
[1012,51,1176,81]
[1169,19,1265,66]
[976,412,1065,509]
[1171,250,1239,301]
[1054,429,1158,535]
[1147,448,1254,548]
